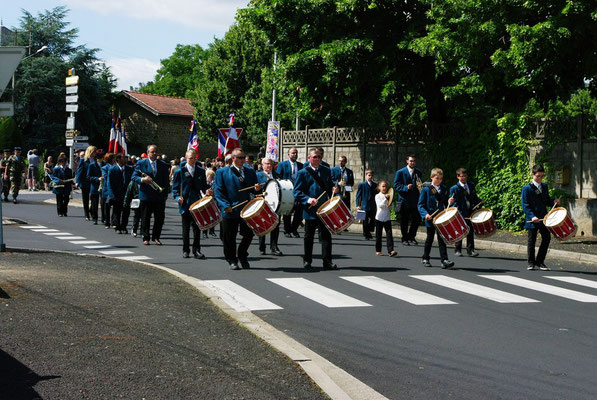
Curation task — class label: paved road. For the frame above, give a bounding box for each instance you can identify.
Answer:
[3,193,597,399]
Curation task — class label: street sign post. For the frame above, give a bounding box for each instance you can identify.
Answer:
[65,69,79,168]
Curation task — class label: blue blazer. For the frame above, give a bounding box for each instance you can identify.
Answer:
[356,181,378,212]
[521,182,553,229]
[449,182,482,218]
[394,166,423,209]
[107,164,133,201]
[257,170,280,185]
[293,166,334,220]
[418,184,449,228]
[100,163,112,199]
[75,159,90,189]
[132,158,170,202]
[276,160,303,181]
[51,166,73,195]
[87,160,103,195]
[214,165,259,219]
[172,162,209,215]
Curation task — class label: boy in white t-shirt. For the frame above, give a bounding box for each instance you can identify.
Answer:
[375,181,397,257]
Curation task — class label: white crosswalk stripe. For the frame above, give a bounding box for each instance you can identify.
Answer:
[268,278,371,308]
[43,232,70,236]
[480,275,597,303]
[84,245,113,249]
[412,275,539,303]
[19,225,47,229]
[545,276,597,290]
[341,276,455,305]
[99,250,134,255]
[204,280,282,312]
[56,236,85,240]
[70,240,101,244]
[32,229,59,232]
[116,256,152,261]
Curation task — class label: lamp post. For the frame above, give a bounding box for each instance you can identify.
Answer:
[271,51,277,122]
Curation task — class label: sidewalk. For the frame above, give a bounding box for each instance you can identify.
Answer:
[0,250,328,400]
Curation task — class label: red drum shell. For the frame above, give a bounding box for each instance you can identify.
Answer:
[433,207,470,245]
[190,196,222,231]
[240,197,279,237]
[544,207,577,241]
[317,196,354,235]
[470,208,497,237]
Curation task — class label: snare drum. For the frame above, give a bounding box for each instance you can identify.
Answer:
[240,197,279,236]
[433,207,470,245]
[264,179,295,215]
[189,196,222,231]
[470,208,497,237]
[317,196,354,234]
[544,207,577,241]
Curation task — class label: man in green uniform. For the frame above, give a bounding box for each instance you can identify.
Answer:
[0,149,10,201]
[4,147,26,204]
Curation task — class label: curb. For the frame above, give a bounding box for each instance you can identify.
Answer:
[9,246,388,400]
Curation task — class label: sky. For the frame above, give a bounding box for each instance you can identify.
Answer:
[1,0,249,90]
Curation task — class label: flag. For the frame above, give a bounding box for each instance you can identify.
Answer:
[218,129,228,158]
[187,119,200,158]
[108,113,117,152]
[111,115,127,154]
[121,127,128,155]
[225,126,240,154]
[228,112,235,127]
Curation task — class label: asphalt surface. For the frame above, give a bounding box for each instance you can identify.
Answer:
[0,249,328,400]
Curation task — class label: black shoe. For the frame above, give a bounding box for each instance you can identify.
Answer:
[122,229,128,235]
[93,220,98,225]
[323,262,338,270]
[132,232,137,237]
[13,198,17,204]
[85,217,90,221]
[303,261,312,269]
[455,251,463,257]
[441,259,455,269]
[538,263,550,271]
[105,225,110,229]
[292,232,300,238]
[284,232,292,238]
[210,232,217,238]
[365,236,373,240]
[260,250,266,255]
[467,251,479,257]
[193,252,206,260]
[422,259,432,268]
[402,241,410,246]
[183,252,190,258]
[239,259,250,269]
[271,248,283,256]
[527,264,537,270]
[229,262,241,270]
[115,229,121,234]
[202,232,208,238]
[410,239,418,245]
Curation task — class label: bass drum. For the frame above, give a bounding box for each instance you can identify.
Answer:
[264,179,295,215]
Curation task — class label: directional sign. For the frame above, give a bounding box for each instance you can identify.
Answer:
[66,86,78,94]
[66,139,74,146]
[0,102,14,118]
[0,47,26,98]
[73,142,88,150]
[66,117,75,130]
[66,104,78,113]
[65,76,79,86]
[66,95,78,103]
[73,135,88,141]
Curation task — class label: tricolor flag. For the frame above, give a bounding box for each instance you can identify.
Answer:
[108,113,117,152]
[187,119,200,158]
[110,114,127,154]
[225,126,240,154]
[218,129,227,158]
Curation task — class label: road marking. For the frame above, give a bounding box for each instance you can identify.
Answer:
[43,232,70,236]
[412,275,539,303]
[84,245,113,249]
[545,276,597,290]
[116,255,152,261]
[56,236,85,240]
[204,280,283,312]
[70,240,101,244]
[99,250,134,255]
[341,276,456,305]
[19,225,47,229]
[31,229,59,232]
[480,275,597,302]
[268,278,371,308]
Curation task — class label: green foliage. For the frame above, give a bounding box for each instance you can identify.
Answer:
[0,117,23,149]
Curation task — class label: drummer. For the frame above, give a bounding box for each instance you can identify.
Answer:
[449,168,483,257]
[293,148,339,270]
[418,168,455,268]
[257,158,283,256]
[522,165,560,271]
[172,149,212,259]
[276,147,303,238]
[214,147,261,270]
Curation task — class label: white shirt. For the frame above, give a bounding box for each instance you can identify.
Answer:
[432,184,441,193]
[532,180,542,192]
[407,166,414,176]
[291,161,298,179]
[186,163,195,177]
[375,193,391,222]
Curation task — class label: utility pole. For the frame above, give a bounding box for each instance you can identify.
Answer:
[271,51,277,122]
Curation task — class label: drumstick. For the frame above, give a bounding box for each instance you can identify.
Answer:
[238,185,257,192]
[472,201,483,211]
[525,218,544,223]
[429,209,440,218]
[230,200,249,210]
[308,191,328,209]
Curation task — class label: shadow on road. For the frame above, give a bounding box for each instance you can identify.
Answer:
[453,268,519,273]
[0,348,60,399]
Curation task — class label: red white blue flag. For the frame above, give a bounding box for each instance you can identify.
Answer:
[187,119,200,158]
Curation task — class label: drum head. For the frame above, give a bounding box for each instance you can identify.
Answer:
[241,197,264,218]
[264,179,280,212]
[190,200,203,211]
[471,209,493,223]
[320,196,339,213]
[435,207,458,224]
[545,208,567,227]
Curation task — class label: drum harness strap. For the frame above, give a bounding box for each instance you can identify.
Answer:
[429,186,445,212]
[305,167,331,200]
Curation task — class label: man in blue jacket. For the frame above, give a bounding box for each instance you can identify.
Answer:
[356,169,377,240]
[393,155,423,245]
[257,158,283,256]
[214,147,261,270]
[75,149,91,220]
[51,154,73,217]
[172,148,211,259]
[87,150,103,225]
[449,168,483,257]
[276,147,303,238]
[108,153,133,234]
[331,155,355,209]
[132,145,170,246]
[522,165,560,271]
[293,148,339,270]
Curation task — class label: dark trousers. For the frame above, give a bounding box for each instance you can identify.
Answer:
[375,220,394,253]
[283,205,303,234]
[81,187,90,218]
[400,206,421,242]
[423,225,448,261]
[102,196,111,226]
[90,194,99,222]
[259,225,280,252]
[56,194,69,216]
[363,210,376,238]
[181,211,201,254]
[221,217,254,263]
[121,207,131,232]
[455,219,475,253]
[111,198,123,230]
[303,219,332,264]
[140,200,166,241]
[2,177,9,199]
[527,224,551,265]
[130,208,140,233]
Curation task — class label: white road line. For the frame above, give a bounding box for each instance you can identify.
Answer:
[480,275,597,303]
[31,229,59,232]
[412,275,539,303]
[19,225,47,229]
[204,280,283,312]
[99,250,134,255]
[43,232,70,236]
[83,245,113,249]
[545,276,597,290]
[116,256,152,261]
[268,278,371,308]
[56,236,85,240]
[70,240,101,245]
[341,276,456,305]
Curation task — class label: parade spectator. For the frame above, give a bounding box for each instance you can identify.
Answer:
[43,156,55,191]
[27,149,41,191]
